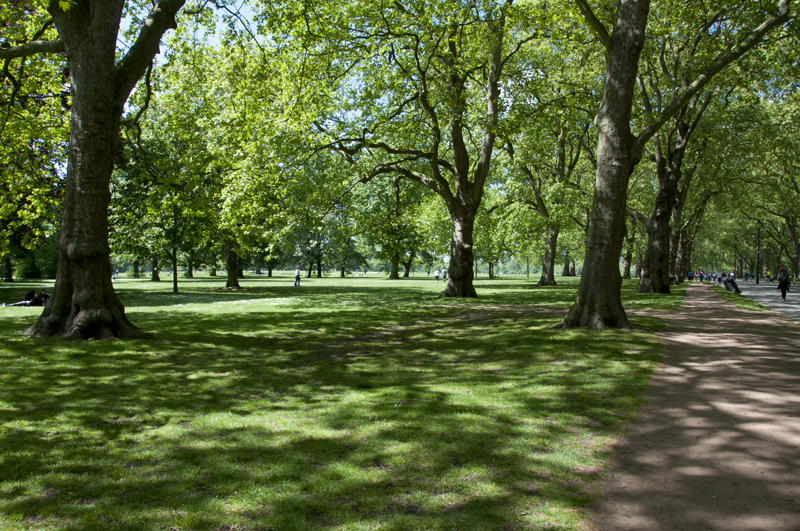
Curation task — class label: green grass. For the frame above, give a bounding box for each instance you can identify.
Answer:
[0,275,674,531]
[708,284,771,311]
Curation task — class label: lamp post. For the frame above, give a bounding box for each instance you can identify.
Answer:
[756,220,762,284]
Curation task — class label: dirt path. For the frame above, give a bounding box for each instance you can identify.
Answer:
[590,284,800,530]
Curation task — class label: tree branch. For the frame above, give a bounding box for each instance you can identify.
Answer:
[574,0,612,50]
[635,3,791,154]
[114,0,187,114]
[0,40,64,61]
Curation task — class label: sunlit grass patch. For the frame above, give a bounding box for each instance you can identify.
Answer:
[0,274,673,530]
[709,284,771,311]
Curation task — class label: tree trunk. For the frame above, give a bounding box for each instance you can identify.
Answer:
[151,257,160,282]
[538,223,559,286]
[225,248,240,289]
[316,259,322,278]
[389,250,400,279]
[185,253,194,278]
[635,252,643,278]
[340,265,346,278]
[637,190,673,294]
[237,267,244,278]
[622,217,636,280]
[3,255,12,282]
[172,247,178,294]
[403,256,413,278]
[488,261,495,279]
[133,259,140,278]
[562,254,572,277]
[559,0,650,329]
[24,0,185,339]
[267,266,273,277]
[307,262,313,278]
[442,210,477,297]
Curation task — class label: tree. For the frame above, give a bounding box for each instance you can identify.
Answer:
[559,0,791,329]
[284,0,534,297]
[0,0,188,338]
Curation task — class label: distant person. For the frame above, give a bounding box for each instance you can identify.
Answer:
[434,269,440,281]
[294,267,301,286]
[442,270,447,282]
[777,266,790,301]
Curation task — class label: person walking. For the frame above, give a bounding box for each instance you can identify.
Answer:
[294,267,301,287]
[777,266,790,301]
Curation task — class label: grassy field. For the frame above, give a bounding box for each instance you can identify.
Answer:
[708,284,771,311]
[0,274,684,531]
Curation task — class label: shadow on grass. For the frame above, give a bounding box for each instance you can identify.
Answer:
[0,287,660,530]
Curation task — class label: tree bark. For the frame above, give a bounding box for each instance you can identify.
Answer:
[403,255,413,277]
[488,261,495,279]
[133,259,140,278]
[25,0,186,339]
[389,250,401,279]
[225,248,240,289]
[316,259,322,278]
[442,210,478,297]
[538,224,559,286]
[562,254,573,277]
[151,257,160,282]
[559,0,650,329]
[185,252,194,278]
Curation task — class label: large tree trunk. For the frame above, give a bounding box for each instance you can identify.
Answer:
[559,0,650,329]
[442,210,477,297]
[24,0,184,339]
[389,250,401,279]
[538,223,559,286]
[25,3,136,338]
[637,188,673,294]
[225,248,240,289]
[316,259,322,278]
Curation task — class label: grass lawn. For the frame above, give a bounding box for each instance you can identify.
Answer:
[0,274,684,531]
[708,284,771,311]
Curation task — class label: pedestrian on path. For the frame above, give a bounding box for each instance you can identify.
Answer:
[777,265,790,300]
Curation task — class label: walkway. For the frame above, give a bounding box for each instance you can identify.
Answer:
[590,284,800,530]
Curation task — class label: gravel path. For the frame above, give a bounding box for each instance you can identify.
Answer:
[590,284,800,530]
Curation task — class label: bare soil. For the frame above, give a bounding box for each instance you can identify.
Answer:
[590,284,800,530]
